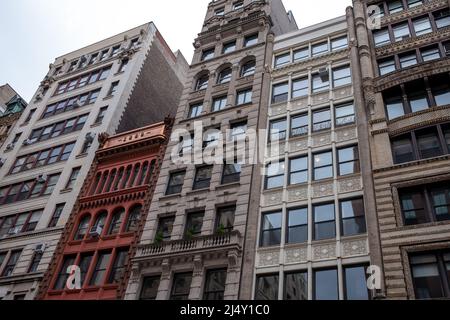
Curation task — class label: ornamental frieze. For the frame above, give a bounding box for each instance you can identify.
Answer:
[379,0,447,27]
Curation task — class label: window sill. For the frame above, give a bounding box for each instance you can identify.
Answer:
[60,188,73,194]
[311,177,334,184]
[215,182,241,190]
[103,95,114,101]
[159,193,182,201]
[90,122,102,128]
[76,153,88,159]
[186,187,211,196]
[263,186,284,193]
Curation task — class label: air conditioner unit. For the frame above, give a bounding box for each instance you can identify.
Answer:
[5,143,15,150]
[37,174,48,183]
[319,67,329,82]
[7,227,21,235]
[34,243,47,254]
[22,139,32,146]
[89,226,103,237]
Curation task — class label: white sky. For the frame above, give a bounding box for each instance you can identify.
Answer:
[0,0,352,102]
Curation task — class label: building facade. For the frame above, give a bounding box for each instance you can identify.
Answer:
[37,119,173,300]
[350,0,450,299]
[0,23,187,300]
[0,84,27,148]
[124,0,297,300]
[248,15,382,300]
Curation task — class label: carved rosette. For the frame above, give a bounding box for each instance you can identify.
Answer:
[285,247,308,264]
[342,239,368,257]
[258,250,280,267]
[313,243,337,260]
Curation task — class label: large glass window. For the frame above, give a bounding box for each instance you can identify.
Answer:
[333,66,351,87]
[171,273,192,300]
[74,215,91,240]
[265,161,285,189]
[312,42,329,57]
[421,46,441,62]
[269,118,287,141]
[392,135,415,164]
[107,208,124,235]
[166,171,185,195]
[108,249,128,284]
[287,208,308,244]
[203,269,227,300]
[313,151,333,180]
[338,145,360,176]
[89,252,112,286]
[340,198,366,236]
[312,73,330,93]
[284,272,308,300]
[378,58,396,75]
[292,77,308,98]
[399,52,417,68]
[201,48,214,61]
[291,114,308,137]
[244,34,258,47]
[236,88,252,105]
[313,109,331,132]
[413,17,432,36]
[157,216,175,240]
[373,28,390,47]
[393,23,411,42]
[185,212,204,238]
[272,82,289,103]
[293,48,309,61]
[314,269,338,300]
[261,212,282,247]
[216,206,235,233]
[53,255,76,290]
[255,274,279,300]
[314,203,335,240]
[275,53,290,68]
[433,9,450,29]
[416,127,443,159]
[289,156,308,185]
[331,36,348,51]
[140,276,160,300]
[193,166,213,190]
[212,96,227,112]
[344,266,369,300]
[335,102,355,126]
[222,41,236,54]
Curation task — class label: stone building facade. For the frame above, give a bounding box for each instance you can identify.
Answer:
[0,84,27,148]
[0,23,187,300]
[350,0,450,299]
[248,15,381,300]
[124,0,297,300]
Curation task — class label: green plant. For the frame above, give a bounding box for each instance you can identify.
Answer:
[185,228,195,240]
[216,223,226,235]
[154,231,164,245]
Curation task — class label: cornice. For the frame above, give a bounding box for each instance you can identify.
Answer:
[380,0,447,27]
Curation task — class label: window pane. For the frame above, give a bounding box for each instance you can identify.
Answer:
[345,266,369,300]
[399,53,417,68]
[204,269,227,300]
[292,78,308,98]
[421,47,441,62]
[314,203,335,240]
[393,23,410,41]
[331,36,348,51]
[313,109,331,132]
[374,29,390,47]
[379,58,396,75]
[140,276,160,300]
[285,272,308,300]
[333,66,351,87]
[410,254,445,299]
[314,151,333,180]
[186,212,204,236]
[392,136,415,163]
[341,198,367,236]
[335,103,355,126]
[275,53,290,67]
[413,17,432,36]
[294,48,309,61]
[290,157,308,185]
[409,93,429,113]
[255,275,279,300]
[89,252,111,286]
[315,269,338,300]
[261,212,282,246]
[272,82,289,103]
[312,74,329,93]
[416,129,443,159]
[400,190,429,225]
[171,273,192,300]
[288,208,308,244]
[430,187,450,221]
[312,42,328,56]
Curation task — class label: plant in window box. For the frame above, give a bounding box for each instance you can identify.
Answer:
[216,223,226,236]
[153,231,164,246]
[185,228,196,240]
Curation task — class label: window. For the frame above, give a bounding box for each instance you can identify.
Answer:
[313,151,333,181]
[414,17,432,36]
[95,106,108,124]
[222,162,241,184]
[341,198,366,236]
[108,249,128,284]
[291,113,308,137]
[378,58,396,75]
[188,103,203,118]
[108,208,125,235]
[24,109,36,124]
[185,212,204,238]
[28,251,43,273]
[333,65,351,87]
[293,47,309,61]
[335,102,355,126]
[373,28,390,47]
[432,77,450,106]
[140,276,160,300]
[338,145,360,176]
[421,46,441,62]
[193,166,213,190]
[74,215,91,240]
[217,68,232,84]
[392,135,415,163]
[244,34,258,47]
[287,208,308,244]
[54,256,76,290]
[241,60,256,77]
[344,266,369,300]
[255,274,279,300]
[204,269,227,300]
[23,210,42,232]
[48,204,65,227]
[260,212,282,247]
[166,171,185,195]
[236,88,252,105]
[89,252,111,286]
[292,77,308,98]
[0,252,5,270]
[78,253,93,287]
[416,127,443,159]
[89,53,98,65]
[230,121,247,141]
[331,36,348,51]
[312,41,329,56]
[1,250,22,277]
[314,203,335,240]
[201,48,215,61]
[289,156,308,185]
[29,114,89,143]
[157,216,175,240]
[388,0,403,14]
[119,59,129,73]
[407,0,422,8]
[108,81,119,96]
[125,205,142,232]
[55,67,111,95]
[215,7,224,16]
[275,53,290,67]
[314,268,338,300]
[313,108,331,132]
[407,85,429,113]
[68,61,78,72]
[212,96,227,112]
[233,1,243,10]
[272,82,289,104]
[393,23,411,42]
[100,49,109,61]
[399,52,417,68]
[434,9,450,29]
[384,88,405,120]
[410,251,450,299]
[171,273,192,300]
[65,167,81,190]
[312,73,329,93]
[265,161,285,189]
[269,118,287,142]
[216,206,235,233]
[222,41,236,54]
[285,271,308,300]
[111,45,120,58]
[42,90,99,119]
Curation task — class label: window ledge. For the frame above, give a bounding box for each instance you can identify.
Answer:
[159,193,182,201]
[263,186,284,193]
[215,182,241,190]
[103,95,114,101]
[60,188,73,194]
[90,122,102,128]
[76,153,88,159]
[186,187,211,196]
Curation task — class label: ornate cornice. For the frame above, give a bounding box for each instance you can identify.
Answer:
[380,0,447,27]
[79,186,149,210]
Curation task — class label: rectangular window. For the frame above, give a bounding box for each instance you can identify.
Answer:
[272,82,289,103]
[29,114,89,144]
[287,207,308,244]
[313,108,331,132]
[233,1,244,10]
[66,167,81,190]
[265,161,285,189]
[378,58,396,75]
[289,156,308,185]
[204,269,227,300]
[284,272,308,300]
[314,203,335,240]
[255,274,279,300]
[312,73,330,93]
[48,203,65,228]
[193,165,213,190]
[212,96,227,112]
[293,48,309,61]
[413,17,432,36]
[407,0,422,8]
[236,88,252,105]
[89,252,112,286]
[222,41,236,54]
[185,212,204,238]
[340,198,366,236]
[1,250,22,277]
[140,276,160,300]
[53,256,76,290]
[215,7,224,16]
[416,127,443,159]
[43,89,99,119]
[188,103,203,118]
[269,118,287,141]
[335,102,355,126]
[410,252,449,299]
[392,135,415,163]
[384,88,405,120]
[331,36,348,51]
[55,67,110,95]
[344,266,369,300]
[433,9,450,29]
[23,210,42,232]
[0,252,6,270]
[399,52,418,68]
[388,0,403,14]
[421,46,441,62]
[313,151,333,180]
[171,273,192,300]
[108,81,120,96]
[333,65,351,87]
[261,212,282,247]
[222,162,241,184]
[312,41,329,56]
[393,23,411,42]
[407,86,429,113]
[108,249,128,284]
[201,48,215,61]
[314,268,338,300]
[291,114,308,137]
[244,34,258,47]
[100,49,109,61]
[28,251,43,273]
[338,145,360,176]
[166,171,186,195]
[157,216,175,240]
[216,207,235,233]
[275,53,290,67]
[119,59,129,73]
[292,77,308,98]
[95,106,108,124]
[373,28,390,47]
[400,188,429,225]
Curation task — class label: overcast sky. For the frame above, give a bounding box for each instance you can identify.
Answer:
[0,0,352,102]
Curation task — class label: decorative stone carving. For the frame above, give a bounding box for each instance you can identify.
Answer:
[285,247,308,264]
[287,186,308,202]
[262,190,283,207]
[312,92,330,105]
[269,104,287,116]
[258,251,280,267]
[338,177,362,193]
[291,97,308,111]
[289,138,308,153]
[312,133,331,147]
[313,243,337,260]
[333,85,353,100]
[342,239,368,257]
[312,182,334,198]
[336,128,357,142]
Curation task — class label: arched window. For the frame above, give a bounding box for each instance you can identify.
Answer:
[74,215,91,240]
[241,60,256,77]
[97,171,109,194]
[138,162,149,186]
[92,211,107,235]
[195,74,209,91]
[107,208,125,235]
[128,163,141,187]
[121,165,132,189]
[105,169,117,192]
[90,173,101,195]
[125,204,142,232]
[217,67,232,84]
[113,167,124,191]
